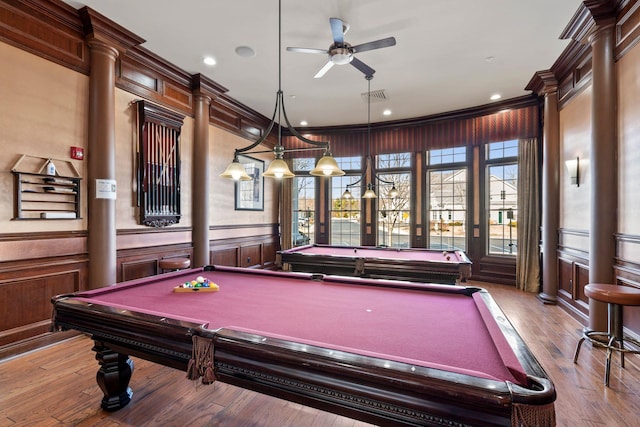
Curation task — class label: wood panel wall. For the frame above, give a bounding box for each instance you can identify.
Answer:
[0,0,283,358]
[552,0,640,340]
[282,97,539,157]
[4,0,640,356]
[0,225,279,359]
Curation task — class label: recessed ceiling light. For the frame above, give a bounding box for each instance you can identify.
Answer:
[300,120,308,126]
[383,109,392,116]
[490,94,501,101]
[203,56,216,66]
[485,56,495,62]
[235,46,256,58]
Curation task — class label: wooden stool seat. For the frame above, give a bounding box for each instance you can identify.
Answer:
[584,283,640,306]
[158,257,191,272]
[574,283,640,386]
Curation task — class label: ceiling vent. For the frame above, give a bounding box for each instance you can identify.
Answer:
[361,89,388,103]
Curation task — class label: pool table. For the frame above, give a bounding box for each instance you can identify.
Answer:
[279,244,472,284]
[52,266,555,427]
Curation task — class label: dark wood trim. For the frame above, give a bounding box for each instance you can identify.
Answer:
[0,0,89,73]
[0,229,87,242]
[0,225,280,357]
[6,0,640,156]
[616,0,640,58]
[210,95,278,147]
[294,95,538,135]
[470,256,517,286]
[118,46,194,114]
[78,6,144,53]
[0,329,78,361]
[210,222,279,231]
[543,0,640,111]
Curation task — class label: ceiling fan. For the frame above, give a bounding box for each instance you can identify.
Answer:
[287,17,396,79]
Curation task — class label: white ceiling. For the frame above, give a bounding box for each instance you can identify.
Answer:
[63,0,582,127]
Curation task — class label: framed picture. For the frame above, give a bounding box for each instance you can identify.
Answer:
[235,155,264,211]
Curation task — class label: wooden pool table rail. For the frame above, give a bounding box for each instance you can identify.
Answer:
[51,268,554,427]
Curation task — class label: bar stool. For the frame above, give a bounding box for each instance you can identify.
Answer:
[573,283,640,386]
[158,257,191,273]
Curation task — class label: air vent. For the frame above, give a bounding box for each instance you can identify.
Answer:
[361,89,388,103]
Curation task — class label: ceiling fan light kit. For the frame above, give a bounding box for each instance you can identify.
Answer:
[329,46,354,65]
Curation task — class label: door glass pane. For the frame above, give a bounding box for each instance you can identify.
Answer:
[428,169,467,251]
[292,174,315,246]
[330,175,361,246]
[487,163,518,255]
[328,157,363,246]
[377,172,411,248]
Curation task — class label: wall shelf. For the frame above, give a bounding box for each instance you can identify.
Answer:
[11,155,82,220]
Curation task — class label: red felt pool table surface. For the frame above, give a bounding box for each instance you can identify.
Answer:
[52,266,555,426]
[290,244,466,261]
[279,244,472,284]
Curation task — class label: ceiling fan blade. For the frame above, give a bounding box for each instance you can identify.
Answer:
[287,47,328,54]
[350,57,375,78]
[352,36,397,53]
[329,17,345,45]
[314,61,335,79]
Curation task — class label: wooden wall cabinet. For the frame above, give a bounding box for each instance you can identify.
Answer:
[136,100,185,227]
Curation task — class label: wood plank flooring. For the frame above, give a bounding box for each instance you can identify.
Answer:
[1,281,639,426]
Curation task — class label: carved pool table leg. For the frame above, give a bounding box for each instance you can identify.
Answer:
[92,340,134,411]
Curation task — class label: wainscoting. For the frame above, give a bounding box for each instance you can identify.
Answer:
[0,224,280,359]
[557,229,640,340]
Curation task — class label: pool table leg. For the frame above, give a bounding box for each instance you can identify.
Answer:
[92,340,134,411]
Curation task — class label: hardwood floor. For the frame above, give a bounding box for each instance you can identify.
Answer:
[1,281,639,426]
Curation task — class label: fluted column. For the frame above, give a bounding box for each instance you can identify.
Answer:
[588,22,617,332]
[87,40,118,289]
[192,94,212,267]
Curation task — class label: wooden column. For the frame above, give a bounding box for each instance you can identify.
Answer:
[362,157,376,246]
[192,93,211,267]
[317,177,329,244]
[541,87,560,303]
[412,151,424,248]
[79,7,144,287]
[191,74,228,267]
[526,71,560,303]
[588,22,617,331]
[87,40,118,289]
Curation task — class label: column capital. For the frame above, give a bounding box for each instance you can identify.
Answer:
[192,73,228,101]
[79,6,144,55]
[86,39,119,62]
[525,70,558,96]
[561,0,617,44]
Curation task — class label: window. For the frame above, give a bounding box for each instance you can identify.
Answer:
[486,140,518,255]
[330,157,362,246]
[428,146,467,165]
[426,147,467,251]
[292,159,315,246]
[376,153,411,248]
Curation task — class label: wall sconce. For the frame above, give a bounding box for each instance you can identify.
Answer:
[565,157,580,187]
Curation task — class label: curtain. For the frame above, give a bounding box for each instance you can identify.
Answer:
[516,138,540,292]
